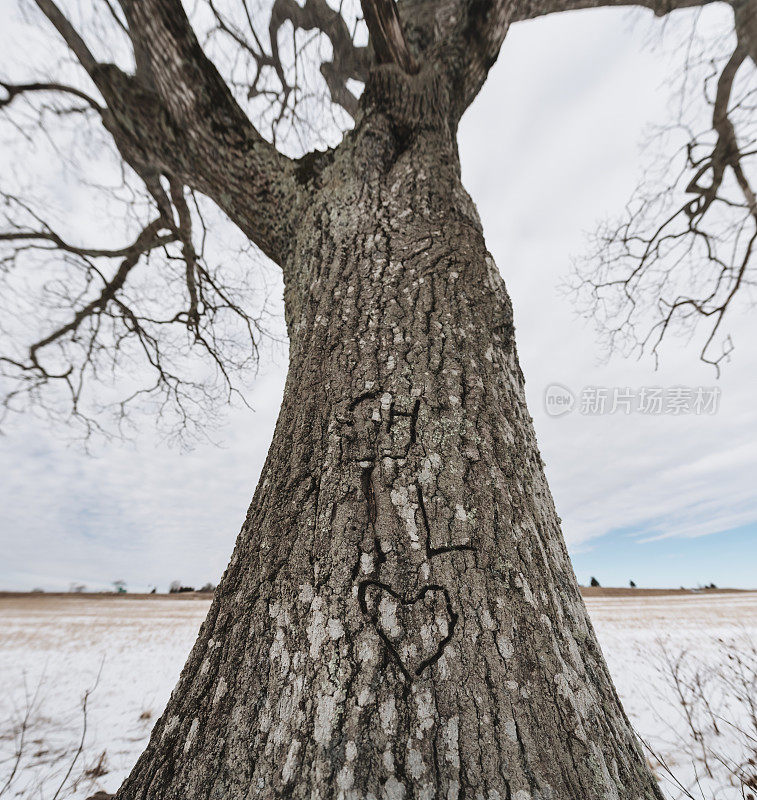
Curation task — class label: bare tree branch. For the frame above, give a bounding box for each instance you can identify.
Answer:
[361,0,418,73]
[0,0,291,439]
[511,0,724,24]
[432,0,741,121]
[0,176,272,441]
[0,81,103,112]
[570,29,756,372]
[270,0,371,114]
[204,0,371,121]
[31,0,299,264]
[0,215,171,260]
[168,179,201,334]
[733,0,757,64]
[32,0,99,75]
[25,220,173,368]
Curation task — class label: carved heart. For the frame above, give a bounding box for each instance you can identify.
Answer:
[358,581,457,678]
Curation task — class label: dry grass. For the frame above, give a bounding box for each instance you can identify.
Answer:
[639,634,757,799]
[580,587,752,598]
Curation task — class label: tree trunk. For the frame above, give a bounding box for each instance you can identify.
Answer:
[116,70,663,800]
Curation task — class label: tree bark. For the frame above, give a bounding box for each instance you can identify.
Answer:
[116,67,663,800]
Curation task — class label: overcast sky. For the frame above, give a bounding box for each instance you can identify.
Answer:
[1,2,755,591]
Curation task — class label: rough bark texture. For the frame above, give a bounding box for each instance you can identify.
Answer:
[116,67,664,800]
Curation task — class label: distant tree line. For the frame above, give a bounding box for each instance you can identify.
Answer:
[169,581,216,594]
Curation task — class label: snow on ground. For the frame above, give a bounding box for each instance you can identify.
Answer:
[589,591,757,799]
[1,591,755,799]
[0,596,209,799]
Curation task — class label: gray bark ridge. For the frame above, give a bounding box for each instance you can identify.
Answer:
[116,67,663,800]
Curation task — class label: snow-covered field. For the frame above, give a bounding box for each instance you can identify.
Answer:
[1,591,755,799]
